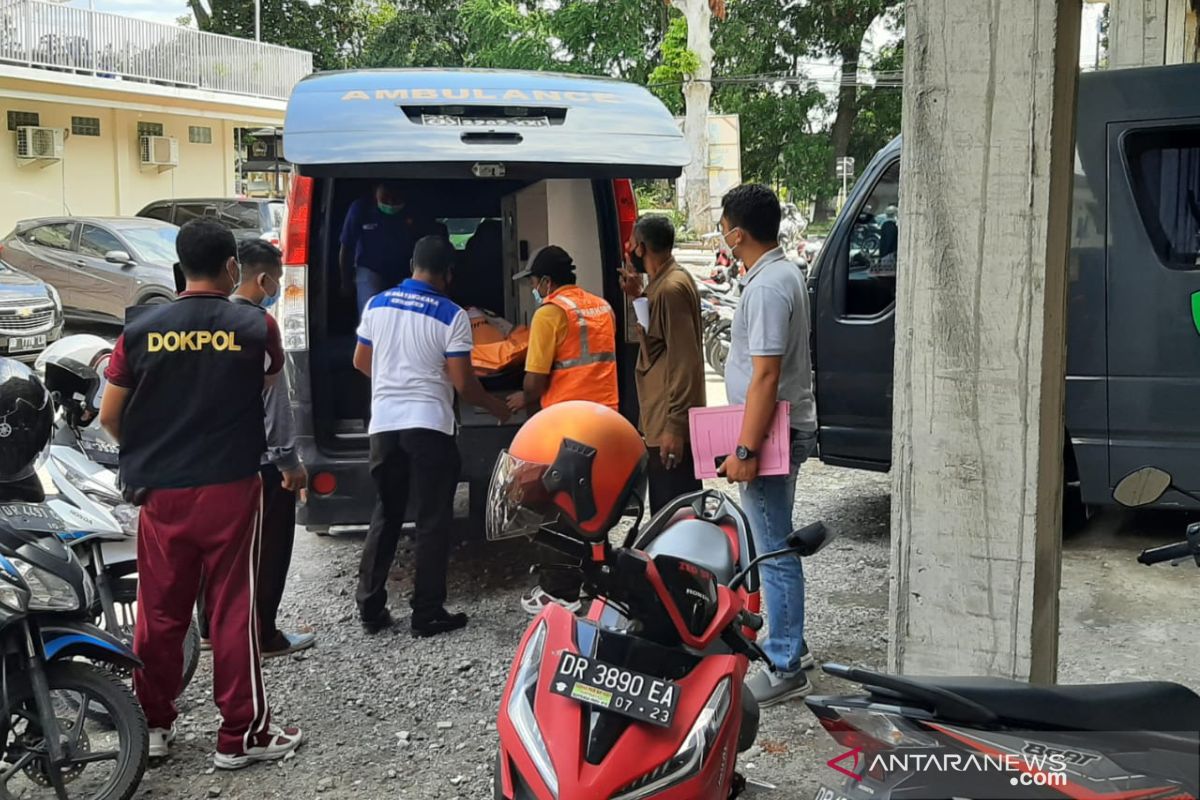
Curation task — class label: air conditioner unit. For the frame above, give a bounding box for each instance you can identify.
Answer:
[16,126,64,164]
[140,135,179,171]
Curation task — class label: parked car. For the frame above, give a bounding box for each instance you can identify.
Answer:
[0,217,178,324]
[0,258,64,361]
[137,197,285,248]
[808,64,1200,518]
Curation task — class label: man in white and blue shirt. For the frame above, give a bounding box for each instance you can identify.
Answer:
[352,236,510,637]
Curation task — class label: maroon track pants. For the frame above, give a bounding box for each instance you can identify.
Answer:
[133,475,271,754]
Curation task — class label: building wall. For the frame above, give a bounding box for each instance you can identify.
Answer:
[0,96,261,232]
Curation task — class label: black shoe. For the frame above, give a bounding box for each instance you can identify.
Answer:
[361,609,395,635]
[411,609,468,638]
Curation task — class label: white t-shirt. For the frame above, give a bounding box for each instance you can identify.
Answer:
[356,278,474,436]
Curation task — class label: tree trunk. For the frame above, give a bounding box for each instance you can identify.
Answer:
[815,42,861,222]
[188,0,212,30]
[672,0,714,236]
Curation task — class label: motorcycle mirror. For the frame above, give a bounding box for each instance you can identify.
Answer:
[786,521,834,557]
[1113,467,1173,508]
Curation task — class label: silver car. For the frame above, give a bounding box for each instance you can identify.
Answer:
[0,217,178,324]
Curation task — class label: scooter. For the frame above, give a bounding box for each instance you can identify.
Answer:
[42,449,202,693]
[806,465,1200,800]
[0,486,149,799]
[494,489,836,799]
[37,338,201,693]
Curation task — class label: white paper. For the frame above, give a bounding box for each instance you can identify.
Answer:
[632,297,650,330]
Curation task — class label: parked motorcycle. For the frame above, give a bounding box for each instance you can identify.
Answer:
[807,465,1200,800]
[36,336,120,473]
[493,482,835,799]
[38,337,201,694]
[0,358,148,800]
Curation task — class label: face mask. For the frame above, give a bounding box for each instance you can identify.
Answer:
[260,275,280,309]
[718,228,740,261]
[629,246,646,274]
[377,202,402,216]
[531,286,543,305]
[226,261,241,295]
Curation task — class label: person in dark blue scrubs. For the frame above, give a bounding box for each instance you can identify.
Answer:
[340,183,417,316]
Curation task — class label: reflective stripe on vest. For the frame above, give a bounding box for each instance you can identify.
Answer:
[550,292,617,370]
[543,286,619,410]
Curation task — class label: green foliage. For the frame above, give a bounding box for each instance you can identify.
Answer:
[648,15,697,115]
[849,41,903,172]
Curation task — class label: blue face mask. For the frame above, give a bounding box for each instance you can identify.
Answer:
[262,292,279,310]
[531,287,543,305]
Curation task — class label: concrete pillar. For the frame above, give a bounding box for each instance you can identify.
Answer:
[888,0,1081,683]
[1109,0,1195,67]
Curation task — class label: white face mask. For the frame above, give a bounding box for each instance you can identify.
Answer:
[718,227,741,261]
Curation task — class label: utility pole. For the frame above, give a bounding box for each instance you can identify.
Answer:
[254,0,261,42]
[889,0,1081,682]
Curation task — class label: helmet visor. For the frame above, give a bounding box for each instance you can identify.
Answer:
[486,450,557,541]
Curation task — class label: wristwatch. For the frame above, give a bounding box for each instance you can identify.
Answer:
[735,445,757,461]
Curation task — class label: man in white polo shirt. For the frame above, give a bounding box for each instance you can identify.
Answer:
[352,235,510,637]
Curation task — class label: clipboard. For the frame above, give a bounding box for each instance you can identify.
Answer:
[688,402,791,480]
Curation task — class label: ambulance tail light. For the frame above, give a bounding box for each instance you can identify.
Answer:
[614,178,637,253]
[276,175,313,351]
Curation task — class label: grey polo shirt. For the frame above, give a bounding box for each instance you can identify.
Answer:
[724,247,817,432]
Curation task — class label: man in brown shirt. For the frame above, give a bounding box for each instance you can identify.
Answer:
[620,215,706,512]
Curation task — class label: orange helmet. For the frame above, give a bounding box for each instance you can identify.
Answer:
[487,401,648,541]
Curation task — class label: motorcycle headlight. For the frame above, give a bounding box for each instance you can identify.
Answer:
[507,621,557,798]
[109,503,139,536]
[0,558,29,612]
[612,678,732,800]
[16,559,80,611]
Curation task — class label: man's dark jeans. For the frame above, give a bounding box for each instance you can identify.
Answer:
[356,428,460,623]
[646,447,702,515]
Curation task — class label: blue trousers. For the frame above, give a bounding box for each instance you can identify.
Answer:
[355,269,390,317]
[740,429,818,675]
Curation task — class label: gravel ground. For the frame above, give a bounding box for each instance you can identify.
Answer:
[134,459,1200,800]
[135,461,892,800]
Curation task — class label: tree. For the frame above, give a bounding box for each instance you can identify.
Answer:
[666,0,726,235]
[187,0,394,70]
[792,0,903,219]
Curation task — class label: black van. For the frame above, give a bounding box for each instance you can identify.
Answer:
[275,69,688,531]
[810,65,1200,512]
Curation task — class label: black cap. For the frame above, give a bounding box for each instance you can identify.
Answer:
[513,245,576,283]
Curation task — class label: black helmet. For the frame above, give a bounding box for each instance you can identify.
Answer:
[0,358,54,483]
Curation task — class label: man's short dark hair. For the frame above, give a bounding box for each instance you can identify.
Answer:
[721,184,782,244]
[176,220,237,280]
[237,240,282,278]
[412,235,454,277]
[634,214,675,254]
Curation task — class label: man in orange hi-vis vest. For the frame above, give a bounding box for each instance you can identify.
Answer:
[507,245,620,615]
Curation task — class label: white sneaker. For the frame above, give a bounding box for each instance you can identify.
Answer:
[148,724,176,759]
[214,726,303,770]
[520,586,582,616]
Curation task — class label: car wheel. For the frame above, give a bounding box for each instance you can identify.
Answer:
[139,295,171,305]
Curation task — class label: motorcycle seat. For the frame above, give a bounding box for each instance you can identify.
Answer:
[893,675,1200,733]
[644,519,736,586]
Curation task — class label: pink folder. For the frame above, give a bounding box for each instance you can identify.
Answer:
[688,402,792,480]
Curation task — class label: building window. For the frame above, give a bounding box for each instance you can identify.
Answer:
[188,126,213,144]
[1125,127,1200,270]
[71,116,101,137]
[137,122,164,139]
[6,111,39,131]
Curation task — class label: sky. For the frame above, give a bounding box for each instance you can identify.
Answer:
[68,0,187,26]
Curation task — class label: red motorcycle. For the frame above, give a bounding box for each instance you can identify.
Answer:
[488,402,834,800]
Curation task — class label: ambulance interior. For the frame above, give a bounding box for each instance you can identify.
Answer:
[313,177,614,448]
